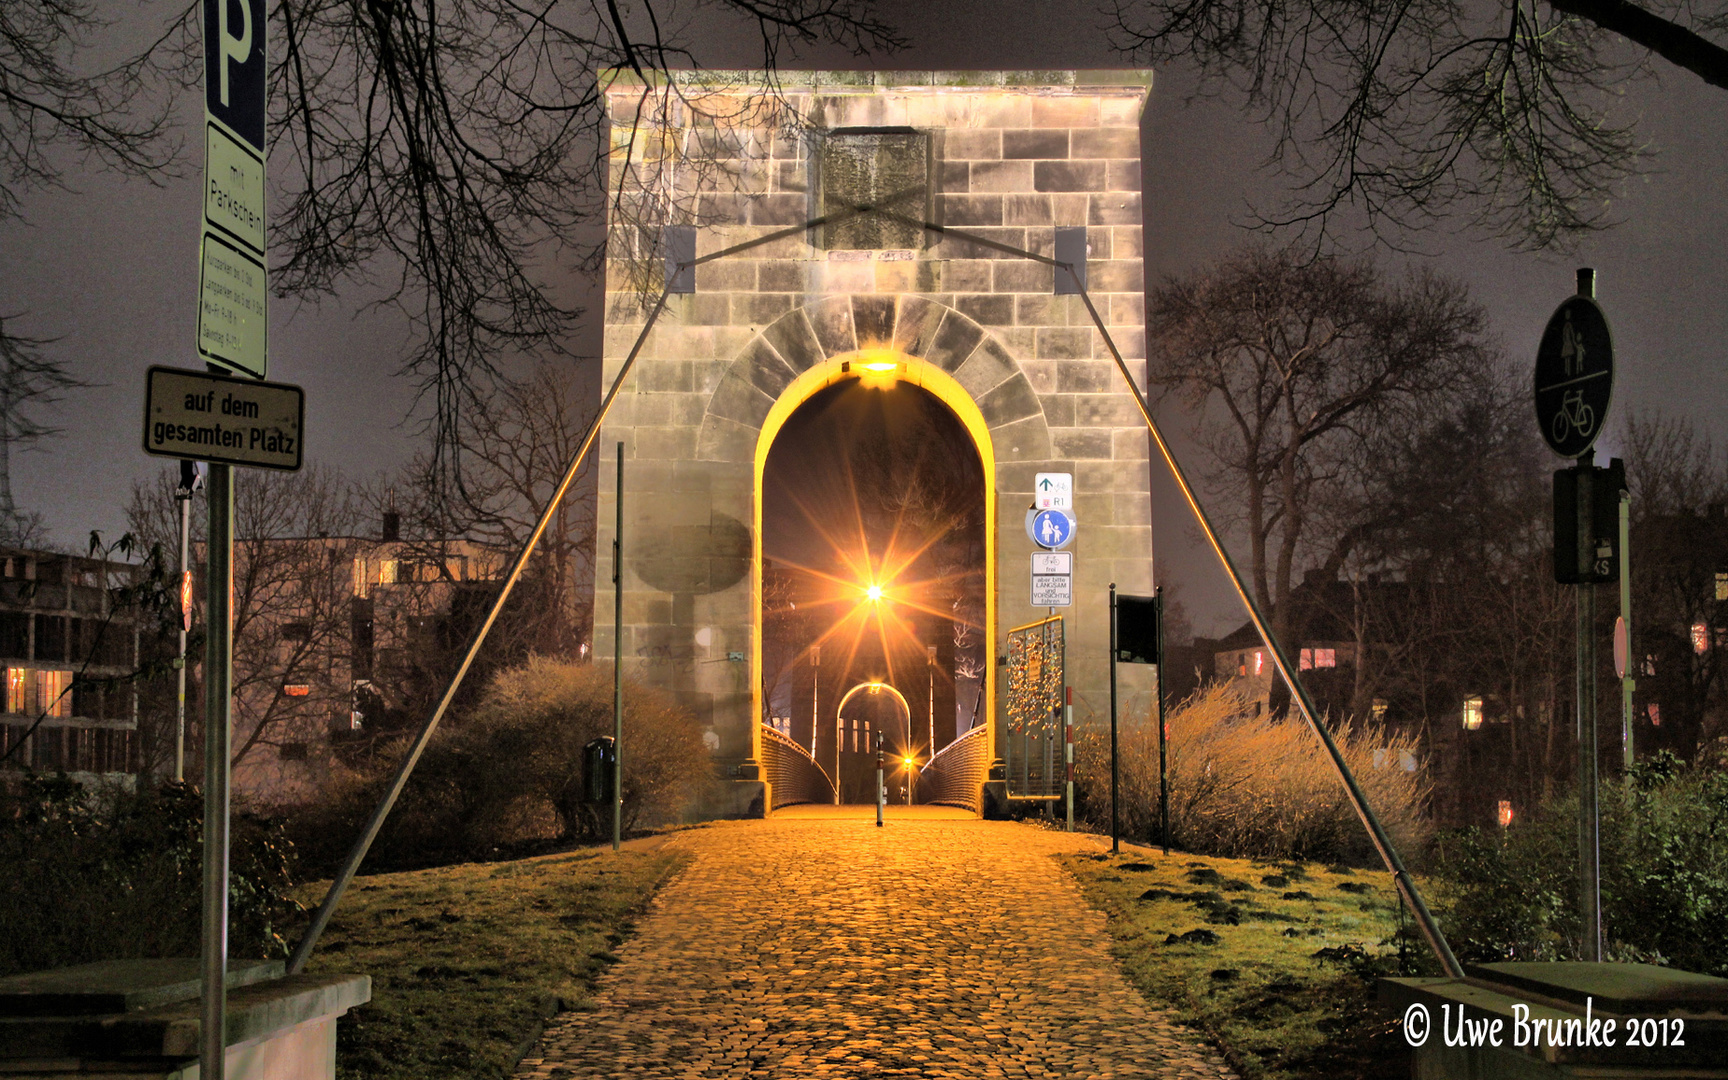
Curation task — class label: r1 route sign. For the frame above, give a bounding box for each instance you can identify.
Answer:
[143,366,304,471]
[1035,472,1072,512]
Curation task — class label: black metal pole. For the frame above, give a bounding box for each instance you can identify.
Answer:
[1156,586,1169,856]
[1109,582,1119,854]
[200,461,232,1080]
[612,443,624,854]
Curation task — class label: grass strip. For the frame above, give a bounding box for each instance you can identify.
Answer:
[1061,848,1417,1080]
[293,845,689,1080]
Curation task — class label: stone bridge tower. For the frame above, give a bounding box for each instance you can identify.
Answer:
[597,71,1158,814]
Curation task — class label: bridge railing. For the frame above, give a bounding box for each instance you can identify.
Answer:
[918,725,989,814]
[759,724,836,809]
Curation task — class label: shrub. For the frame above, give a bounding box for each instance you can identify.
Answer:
[1076,683,1430,864]
[1434,752,1728,975]
[0,775,299,978]
[290,659,709,872]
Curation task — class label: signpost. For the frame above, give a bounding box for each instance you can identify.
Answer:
[1026,508,1075,550]
[1538,268,1616,966]
[192,4,267,1077]
[198,0,268,380]
[1031,551,1073,608]
[1034,472,1072,511]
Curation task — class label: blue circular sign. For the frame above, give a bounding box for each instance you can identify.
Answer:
[1030,509,1075,550]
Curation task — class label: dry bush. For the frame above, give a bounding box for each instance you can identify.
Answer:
[1077,683,1430,864]
[289,658,708,872]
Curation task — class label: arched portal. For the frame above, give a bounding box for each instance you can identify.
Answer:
[754,354,995,799]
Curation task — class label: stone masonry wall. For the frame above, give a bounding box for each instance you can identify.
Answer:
[598,72,1158,786]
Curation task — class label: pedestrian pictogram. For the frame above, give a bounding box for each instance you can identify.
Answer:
[1027,509,1075,550]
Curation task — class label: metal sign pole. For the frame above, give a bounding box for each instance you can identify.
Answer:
[1064,686,1074,833]
[1156,587,1169,855]
[199,461,233,1080]
[1619,491,1634,770]
[875,731,884,827]
[176,475,192,783]
[1575,450,1603,961]
[612,443,624,853]
[1109,582,1119,854]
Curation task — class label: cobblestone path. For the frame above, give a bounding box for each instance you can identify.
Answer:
[517,807,1237,1079]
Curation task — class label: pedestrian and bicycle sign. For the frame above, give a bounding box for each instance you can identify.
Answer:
[1027,509,1075,550]
[1035,472,1072,512]
[1031,551,1072,607]
[1535,293,1613,459]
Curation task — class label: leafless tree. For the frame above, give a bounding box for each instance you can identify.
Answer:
[1108,0,1728,248]
[127,464,363,784]
[1148,243,1493,643]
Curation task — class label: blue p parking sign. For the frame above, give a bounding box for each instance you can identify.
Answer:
[1029,509,1075,550]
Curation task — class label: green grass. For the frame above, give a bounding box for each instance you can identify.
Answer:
[294,845,689,1080]
[1061,848,1419,1080]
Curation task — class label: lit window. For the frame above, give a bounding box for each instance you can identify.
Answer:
[352,558,368,597]
[283,684,311,697]
[1647,703,1661,727]
[1497,800,1515,828]
[1717,571,1728,602]
[1300,648,1313,671]
[1314,648,1336,669]
[379,560,398,585]
[1253,651,1264,675]
[1462,695,1484,730]
[1371,698,1389,721]
[1237,656,1247,677]
[1693,623,1709,655]
[1644,654,1657,676]
[5,667,26,714]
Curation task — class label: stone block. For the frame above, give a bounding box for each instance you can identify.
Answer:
[1032,96,1100,128]
[763,311,824,372]
[915,260,944,291]
[978,373,1042,428]
[689,293,732,326]
[1040,394,1075,427]
[741,336,800,397]
[757,261,808,292]
[695,260,753,291]
[1015,294,1054,326]
[939,159,971,193]
[1087,259,1144,292]
[968,160,1034,193]
[943,128,1002,159]
[943,260,991,292]
[750,193,810,226]
[633,425,699,461]
[1034,160,1107,193]
[1052,427,1114,460]
[1089,193,1143,226]
[1113,427,1152,460]
[1003,129,1069,159]
[1057,359,1116,392]
[742,292,794,326]
[693,414,756,465]
[1019,359,1057,395]
[852,294,896,347]
[990,414,1053,461]
[1070,127,1139,159]
[875,260,916,293]
[816,260,877,294]
[1074,492,1115,525]
[1035,327,1092,360]
[636,359,694,393]
[993,261,1053,293]
[774,160,808,193]
[698,192,748,224]
[941,194,1003,227]
[1110,225,1143,258]
[706,373,774,429]
[1108,160,1142,191]
[953,336,1018,397]
[1050,193,1091,225]
[956,293,1014,326]
[892,295,945,358]
[1076,394,1145,427]
[809,296,857,357]
[1004,194,1054,226]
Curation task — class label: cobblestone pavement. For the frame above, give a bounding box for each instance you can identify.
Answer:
[517,806,1237,1079]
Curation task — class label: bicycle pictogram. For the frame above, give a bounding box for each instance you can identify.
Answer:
[1550,388,1595,443]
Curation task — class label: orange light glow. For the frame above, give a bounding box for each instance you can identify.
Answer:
[283,684,311,698]
[1497,800,1514,828]
[865,584,883,601]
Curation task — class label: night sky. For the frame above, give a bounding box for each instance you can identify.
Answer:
[3,0,1724,635]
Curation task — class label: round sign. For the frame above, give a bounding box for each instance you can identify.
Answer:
[1534,295,1613,458]
[1026,509,1075,550]
[1613,616,1628,680]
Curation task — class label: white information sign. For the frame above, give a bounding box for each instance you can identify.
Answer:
[1035,472,1073,511]
[198,233,267,377]
[1031,551,1072,575]
[143,366,304,471]
[1031,574,1073,607]
[198,0,268,379]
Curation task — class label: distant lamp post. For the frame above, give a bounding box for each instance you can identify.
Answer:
[1462,695,1485,731]
[1497,800,1515,828]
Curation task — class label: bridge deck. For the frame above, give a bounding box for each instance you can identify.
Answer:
[517,816,1236,1078]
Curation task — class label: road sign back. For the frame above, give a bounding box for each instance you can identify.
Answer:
[1535,295,1614,459]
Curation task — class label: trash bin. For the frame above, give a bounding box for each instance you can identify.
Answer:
[584,736,616,805]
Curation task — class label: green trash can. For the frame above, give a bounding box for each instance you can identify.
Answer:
[584,736,616,805]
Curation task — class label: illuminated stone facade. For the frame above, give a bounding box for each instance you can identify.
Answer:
[598,72,1158,807]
